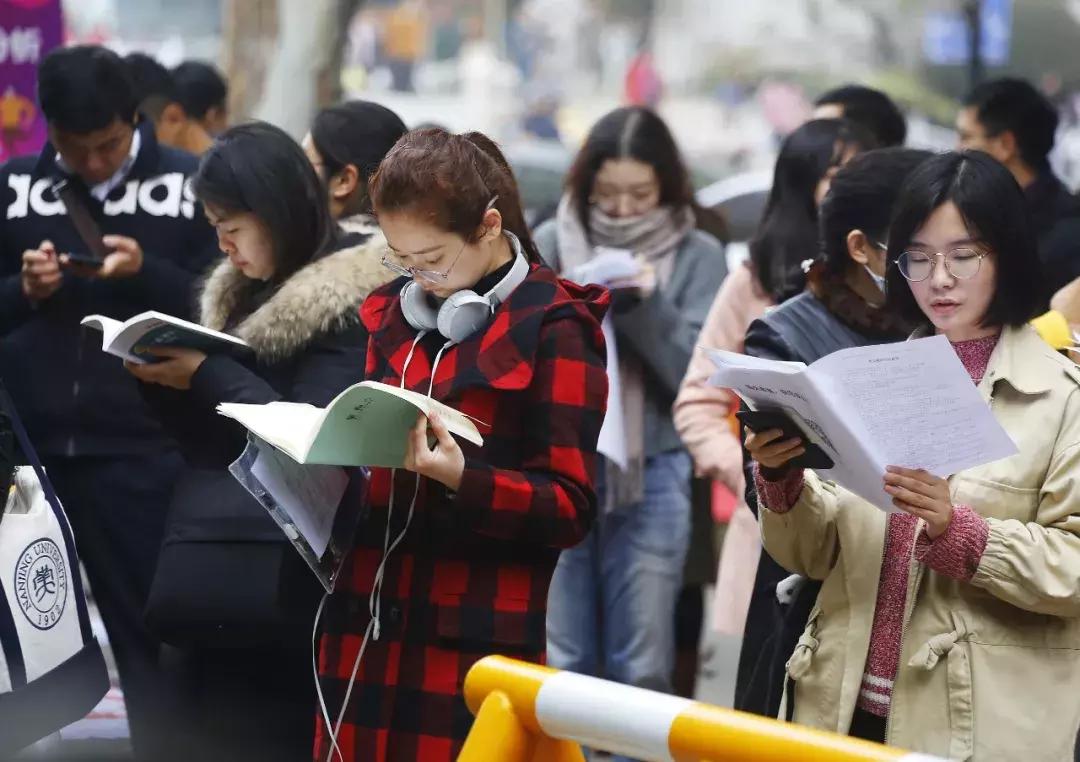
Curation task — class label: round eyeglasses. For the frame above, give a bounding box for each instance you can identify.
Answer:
[381,240,467,284]
[895,248,987,282]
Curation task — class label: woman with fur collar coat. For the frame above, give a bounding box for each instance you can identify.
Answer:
[127,123,390,761]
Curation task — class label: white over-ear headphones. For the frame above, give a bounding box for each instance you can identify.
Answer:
[400,231,530,343]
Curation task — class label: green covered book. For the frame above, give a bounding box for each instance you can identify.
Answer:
[217,381,484,467]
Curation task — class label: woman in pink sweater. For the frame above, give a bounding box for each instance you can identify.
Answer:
[747,151,1080,759]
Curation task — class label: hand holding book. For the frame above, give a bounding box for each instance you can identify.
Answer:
[403,411,465,490]
[124,347,208,390]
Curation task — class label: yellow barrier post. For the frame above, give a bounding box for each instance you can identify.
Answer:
[459,691,532,762]
[462,658,585,762]
[461,656,939,762]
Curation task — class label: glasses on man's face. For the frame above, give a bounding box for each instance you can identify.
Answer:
[895,248,986,282]
[381,239,468,284]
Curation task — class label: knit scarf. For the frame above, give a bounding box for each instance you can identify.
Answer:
[555,195,695,509]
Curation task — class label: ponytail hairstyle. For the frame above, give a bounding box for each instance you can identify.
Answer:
[368,127,542,264]
[750,118,873,301]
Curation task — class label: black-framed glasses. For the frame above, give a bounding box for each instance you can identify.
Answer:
[895,248,987,282]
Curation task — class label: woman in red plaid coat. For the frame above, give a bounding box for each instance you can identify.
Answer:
[314,128,609,762]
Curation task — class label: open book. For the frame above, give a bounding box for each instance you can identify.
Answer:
[708,335,1018,512]
[217,381,484,467]
[82,311,251,364]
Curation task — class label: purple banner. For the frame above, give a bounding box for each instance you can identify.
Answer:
[0,0,63,163]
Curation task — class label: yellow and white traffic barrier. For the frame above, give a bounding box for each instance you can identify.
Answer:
[460,656,943,762]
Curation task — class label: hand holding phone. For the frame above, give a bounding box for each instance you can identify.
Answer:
[62,235,143,279]
[737,408,835,471]
[20,242,63,302]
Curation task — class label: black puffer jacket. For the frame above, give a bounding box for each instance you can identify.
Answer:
[140,225,390,646]
[733,281,910,719]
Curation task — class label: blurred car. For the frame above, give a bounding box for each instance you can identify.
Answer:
[502,140,571,229]
[696,169,772,269]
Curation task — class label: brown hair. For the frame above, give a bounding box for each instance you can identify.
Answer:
[369,127,542,263]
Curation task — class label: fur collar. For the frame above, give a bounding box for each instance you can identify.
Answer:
[199,231,391,362]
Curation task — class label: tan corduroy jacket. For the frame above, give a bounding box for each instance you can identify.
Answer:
[761,324,1080,761]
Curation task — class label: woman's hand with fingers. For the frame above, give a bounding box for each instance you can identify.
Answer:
[744,428,806,471]
[123,347,207,390]
[403,411,465,491]
[884,466,953,538]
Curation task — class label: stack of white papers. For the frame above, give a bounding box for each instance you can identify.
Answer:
[708,336,1018,512]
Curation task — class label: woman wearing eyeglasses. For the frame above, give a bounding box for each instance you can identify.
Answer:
[731,147,929,720]
[747,151,1080,760]
[532,106,727,718]
[314,128,609,762]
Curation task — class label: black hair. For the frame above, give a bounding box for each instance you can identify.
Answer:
[564,106,724,239]
[884,151,1045,328]
[124,52,179,122]
[310,100,408,215]
[171,61,228,120]
[192,122,337,286]
[751,118,873,301]
[819,147,933,277]
[38,45,138,134]
[963,77,1058,171]
[815,84,907,147]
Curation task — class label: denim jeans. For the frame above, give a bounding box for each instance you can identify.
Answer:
[546,450,692,761]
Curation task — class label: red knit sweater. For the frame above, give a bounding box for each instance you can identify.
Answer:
[756,334,997,717]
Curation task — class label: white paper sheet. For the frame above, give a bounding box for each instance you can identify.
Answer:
[707,336,1018,512]
[564,248,639,472]
[596,316,626,470]
[567,247,640,287]
[249,441,349,557]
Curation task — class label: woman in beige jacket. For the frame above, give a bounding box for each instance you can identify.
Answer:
[748,151,1080,761]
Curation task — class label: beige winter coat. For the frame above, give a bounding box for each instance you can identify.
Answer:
[761,324,1080,761]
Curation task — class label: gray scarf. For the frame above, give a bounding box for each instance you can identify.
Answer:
[555,196,694,509]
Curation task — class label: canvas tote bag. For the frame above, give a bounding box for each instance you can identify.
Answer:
[0,386,108,756]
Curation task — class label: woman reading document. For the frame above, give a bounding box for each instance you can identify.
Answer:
[747,151,1080,759]
[315,128,608,762]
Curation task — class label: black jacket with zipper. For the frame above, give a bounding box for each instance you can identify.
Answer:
[138,224,390,646]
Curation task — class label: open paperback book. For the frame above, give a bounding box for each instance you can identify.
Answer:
[707,335,1018,512]
[217,380,484,468]
[82,311,251,364]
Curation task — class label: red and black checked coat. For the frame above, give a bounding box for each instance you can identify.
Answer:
[315,263,609,762]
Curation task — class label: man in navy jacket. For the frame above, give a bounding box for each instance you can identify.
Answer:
[0,46,218,758]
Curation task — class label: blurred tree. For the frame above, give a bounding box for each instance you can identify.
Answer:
[223,0,363,135]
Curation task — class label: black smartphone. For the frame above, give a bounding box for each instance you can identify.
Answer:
[736,407,835,470]
[52,179,110,268]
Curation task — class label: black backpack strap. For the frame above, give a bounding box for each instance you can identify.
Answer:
[0,385,94,645]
